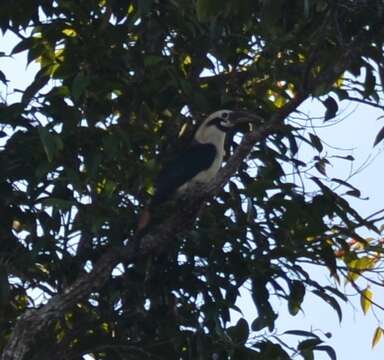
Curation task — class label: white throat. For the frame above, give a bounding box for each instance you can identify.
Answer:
[194,124,226,150]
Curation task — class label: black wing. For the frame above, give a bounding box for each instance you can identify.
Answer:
[152,143,216,205]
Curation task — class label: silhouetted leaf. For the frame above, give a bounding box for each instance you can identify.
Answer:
[315,345,337,360]
[309,133,323,152]
[288,281,305,316]
[227,318,249,344]
[373,126,384,146]
[0,70,7,84]
[322,97,338,121]
[312,290,343,322]
[284,330,320,338]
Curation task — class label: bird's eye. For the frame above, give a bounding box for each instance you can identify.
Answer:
[222,112,229,119]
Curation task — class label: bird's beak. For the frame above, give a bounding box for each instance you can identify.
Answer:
[229,111,264,125]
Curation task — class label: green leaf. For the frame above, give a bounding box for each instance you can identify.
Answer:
[71,72,90,101]
[38,126,63,162]
[196,0,222,22]
[138,0,154,15]
[143,55,164,67]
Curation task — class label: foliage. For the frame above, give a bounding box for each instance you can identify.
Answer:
[1,0,384,359]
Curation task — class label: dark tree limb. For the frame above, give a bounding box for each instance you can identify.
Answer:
[0,95,306,360]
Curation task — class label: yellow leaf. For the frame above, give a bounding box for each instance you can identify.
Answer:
[305,236,316,242]
[346,256,378,283]
[298,53,306,62]
[35,263,50,274]
[56,329,65,343]
[183,54,192,65]
[372,327,383,348]
[334,75,344,88]
[360,287,373,315]
[12,220,22,232]
[62,28,77,37]
[100,322,110,333]
[96,179,106,194]
[178,123,188,137]
[274,94,286,108]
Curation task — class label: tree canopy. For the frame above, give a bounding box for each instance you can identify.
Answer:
[1,1,384,359]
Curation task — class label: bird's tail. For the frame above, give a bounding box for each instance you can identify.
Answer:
[135,206,151,236]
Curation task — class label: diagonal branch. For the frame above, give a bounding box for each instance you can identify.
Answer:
[0,95,306,360]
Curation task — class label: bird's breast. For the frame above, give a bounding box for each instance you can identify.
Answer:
[177,151,223,193]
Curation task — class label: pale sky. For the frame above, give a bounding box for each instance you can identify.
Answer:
[1,30,384,359]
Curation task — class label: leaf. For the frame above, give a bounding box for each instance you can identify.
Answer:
[288,281,305,316]
[71,72,90,101]
[347,256,378,283]
[315,159,327,176]
[143,55,164,67]
[373,126,384,147]
[315,345,337,360]
[22,69,50,104]
[284,330,320,338]
[322,97,338,121]
[309,133,323,152]
[372,327,383,348]
[312,289,343,322]
[138,0,154,15]
[227,318,249,344]
[331,178,361,198]
[360,287,373,315]
[333,155,354,161]
[364,67,376,98]
[0,266,10,305]
[11,38,35,54]
[196,0,210,21]
[38,126,64,162]
[0,70,7,84]
[298,338,323,350]
[196,0,222,22]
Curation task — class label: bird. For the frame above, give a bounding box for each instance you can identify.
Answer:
[136,109,262,233]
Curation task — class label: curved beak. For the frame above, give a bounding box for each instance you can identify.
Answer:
[229,111,264,124]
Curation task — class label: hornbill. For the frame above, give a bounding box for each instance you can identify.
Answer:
[137,109,262,232]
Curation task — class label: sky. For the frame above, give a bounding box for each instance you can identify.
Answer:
[1,30,384,359]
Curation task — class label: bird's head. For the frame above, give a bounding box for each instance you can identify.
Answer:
[195,109,263,144]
